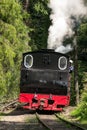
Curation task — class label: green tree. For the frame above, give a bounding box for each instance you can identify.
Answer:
[77,23,87,54]
[29,0,50,50]
[71,22,87,121]
[0,0,31,100]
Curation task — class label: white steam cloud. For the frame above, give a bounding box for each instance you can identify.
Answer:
[47,0,87,53]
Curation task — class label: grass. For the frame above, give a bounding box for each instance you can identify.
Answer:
[70,108,87,129]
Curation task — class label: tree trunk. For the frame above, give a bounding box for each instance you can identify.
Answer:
[23,0,29,11]
[73,35,79,105]
[26,0,29,11]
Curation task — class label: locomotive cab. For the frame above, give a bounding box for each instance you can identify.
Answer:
[19,49,70,111]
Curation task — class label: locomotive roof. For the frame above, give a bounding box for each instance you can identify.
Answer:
[23,49,69,57]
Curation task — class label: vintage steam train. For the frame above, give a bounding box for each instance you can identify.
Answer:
[19,49,71,111]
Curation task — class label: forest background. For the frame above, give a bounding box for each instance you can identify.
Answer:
[0,0,87,122]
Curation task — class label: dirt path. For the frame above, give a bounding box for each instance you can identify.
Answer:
[0,110,30,122]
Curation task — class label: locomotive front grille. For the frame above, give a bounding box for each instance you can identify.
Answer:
[20,69,69,96]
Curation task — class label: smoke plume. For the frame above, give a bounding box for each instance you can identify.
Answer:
[47,0,87,53]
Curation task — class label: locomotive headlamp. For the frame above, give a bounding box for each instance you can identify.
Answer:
[24,54,33,68]
[58,56,67,70]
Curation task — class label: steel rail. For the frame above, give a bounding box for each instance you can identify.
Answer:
[36,112,87,130]
[36,112,52,130]
[55,113,87,130]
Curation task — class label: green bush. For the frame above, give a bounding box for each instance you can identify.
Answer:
[0,0,31,100]
[71,73,87,120]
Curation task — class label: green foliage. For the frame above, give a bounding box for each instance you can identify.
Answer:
[77,23,87,61]
[0,0,31,100]
[71,22,87,121]
[71,72,87,120]
[29,0,50,50]
[70,60,87,105]
[71,89,87,120]
[77,23,87,52]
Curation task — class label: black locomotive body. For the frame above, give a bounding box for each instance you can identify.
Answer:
[19,49,70,111]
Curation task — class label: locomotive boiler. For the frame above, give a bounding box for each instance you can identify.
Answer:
[19,49,71,111]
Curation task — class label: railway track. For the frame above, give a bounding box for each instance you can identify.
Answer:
[55,114,87,130]
[36,112,86,130]
[0,100,86,130]
[0,106,86,130]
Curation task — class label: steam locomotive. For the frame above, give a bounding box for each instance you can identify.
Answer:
[19,49,71,111]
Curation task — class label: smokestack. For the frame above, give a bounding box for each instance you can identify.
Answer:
[47,0,87,53]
